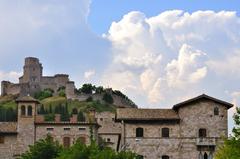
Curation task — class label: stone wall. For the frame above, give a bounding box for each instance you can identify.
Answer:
[123,123,180,159]
[1,81,20,96]
[96,112,122,150]
[35,124,97,146]
[0,135,18,159]
[119,100,229,159]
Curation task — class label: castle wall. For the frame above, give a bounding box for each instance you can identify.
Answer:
[1,81,21,96]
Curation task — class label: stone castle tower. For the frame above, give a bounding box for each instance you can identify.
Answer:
[19,57,43,95]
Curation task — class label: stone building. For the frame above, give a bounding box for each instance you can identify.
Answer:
[1,57,72,96]
[0,94,233,159]
[0,96,99,159]
[115,94,233,159]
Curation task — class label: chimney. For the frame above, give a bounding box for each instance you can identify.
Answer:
[70,114,78,123]
[55,114,61,122]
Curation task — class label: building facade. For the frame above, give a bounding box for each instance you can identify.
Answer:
[116,94,233,159]
[0,94,233,159]
[0,96,99,159]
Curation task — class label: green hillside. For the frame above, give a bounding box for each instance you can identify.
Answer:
[0,95,116,122]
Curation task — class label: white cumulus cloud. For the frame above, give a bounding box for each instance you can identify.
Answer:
[102,10,240,107]
[84,70,95,79]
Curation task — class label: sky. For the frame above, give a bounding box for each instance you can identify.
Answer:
[0,0,240,134]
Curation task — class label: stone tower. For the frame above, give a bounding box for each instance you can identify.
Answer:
[19,57,43,95]
[15,96,39,155]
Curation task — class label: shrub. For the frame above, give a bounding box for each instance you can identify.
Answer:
[102,93,113,104]
[20,135,62,159]
[86,96,93,102]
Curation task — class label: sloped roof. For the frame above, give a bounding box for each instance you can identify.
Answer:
[0,122,17,134]
[173,94,233,110]
[116,108,179,121]
[16,95,39,104]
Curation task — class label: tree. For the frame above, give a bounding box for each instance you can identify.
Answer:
[214,107,240,159]
[56,140,137,159]
[96,86,104,94]
[102,93,114,104]
[77,111,85,122]
[20,135,62,159]
[80,84,94,94]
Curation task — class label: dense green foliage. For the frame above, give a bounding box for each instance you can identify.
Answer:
[34,88,54,100]
[20,135,62,159]
[57,141,137,159]
[214,107,240,159]
[102,93,114,104]
[21,136,137,159]
[0,106,17,121]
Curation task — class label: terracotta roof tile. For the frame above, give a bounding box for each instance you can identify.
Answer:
[16,95,39,103]
[116,108,179,121]
[0,122,17,133]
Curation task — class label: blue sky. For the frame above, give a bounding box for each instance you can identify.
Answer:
[0,0,239,134]
[89,0,240,34]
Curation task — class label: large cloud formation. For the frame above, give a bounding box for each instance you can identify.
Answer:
[102,10,240,108]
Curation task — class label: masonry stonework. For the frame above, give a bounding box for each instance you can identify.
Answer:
[0,94,233,159]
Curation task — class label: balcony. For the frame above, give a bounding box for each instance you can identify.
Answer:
[196,138,216,146]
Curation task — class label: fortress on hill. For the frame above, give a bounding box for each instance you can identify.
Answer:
[1,57,71,97]
[1,57,136,107]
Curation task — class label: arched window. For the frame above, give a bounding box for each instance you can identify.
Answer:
[199,128,207,138]
[63,137,71,148]
[136,127,144,137]
[27,105,32,116]
[21,105,25,116]
[162,155,169,159]
[214,107,219,115]
[162,128,169,138]
[204,152,208,159]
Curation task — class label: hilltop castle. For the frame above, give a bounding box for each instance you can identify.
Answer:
[1,57,136,107]
[1,57,72,97]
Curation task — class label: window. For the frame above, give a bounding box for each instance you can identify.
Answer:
[78,137,86,144]
[214,107,219,115]
[46,128,54,131]
[27,106,32,116]
[63,137,71,148]
[0,136,4,144]
[162,155,169,159]
[64,128,71,131]
[100,118,103,121]
[107,138,111,142]
[199,128,207,138]
[162,128,169,138]
[136,127,144,138]
[204,152,208,159]
[21,105,25,116]
[79,127,86,131]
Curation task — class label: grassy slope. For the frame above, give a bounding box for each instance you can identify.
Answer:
[0,95,116,113]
